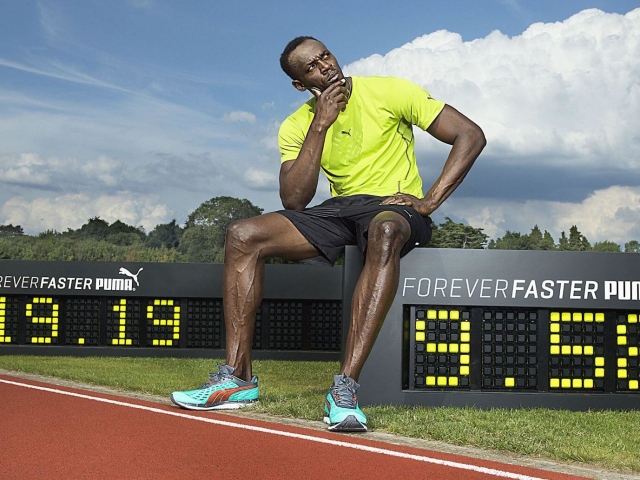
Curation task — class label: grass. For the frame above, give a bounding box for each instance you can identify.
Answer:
[2,355,640,474]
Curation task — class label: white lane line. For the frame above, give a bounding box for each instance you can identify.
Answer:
[0,378,548,480]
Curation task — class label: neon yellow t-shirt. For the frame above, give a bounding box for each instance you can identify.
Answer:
[278,76,445,198]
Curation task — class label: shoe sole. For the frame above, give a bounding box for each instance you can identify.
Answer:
[170,394,257,411]
[323,414,368,432]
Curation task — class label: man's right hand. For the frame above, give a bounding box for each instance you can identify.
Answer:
[310,79,350,130]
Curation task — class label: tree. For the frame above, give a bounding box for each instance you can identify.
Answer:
[63,217,146,246]
[528,225,542,248]
[488,225,556,251]
[72,217,111,239]
[593,241,622,252]
[0,224,24,237]
[180,196,264,262]
[558,225,590,251]
[146,220,184,249]
[625,240,640,253]
[429,217,488,249]
[568,225,591,251]
[108,220,146,240]
[488,230,527,250]
[185,196,263,229]
[528,225,556,250]
[558,231,569,251]
[541,230,556,250]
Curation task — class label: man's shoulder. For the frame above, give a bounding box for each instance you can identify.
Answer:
[355,75,417,86]
[280,98,316,131]
[354,76,425,97]
[287,97,315,116]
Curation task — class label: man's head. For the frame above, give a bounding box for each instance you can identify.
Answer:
[280,36,346,94]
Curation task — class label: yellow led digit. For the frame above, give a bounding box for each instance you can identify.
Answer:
[616,312,640,391]
[149,299,181,347]
[414,308,470,389]
[0,296,9,343]
[549,310,605,390]
[111,299,134,346]
[25,297,59,344]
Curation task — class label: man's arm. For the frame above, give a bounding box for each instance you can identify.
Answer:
[279,80,349,210]
[381,105,486,216]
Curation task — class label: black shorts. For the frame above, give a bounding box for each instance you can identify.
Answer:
[277,195,432,266]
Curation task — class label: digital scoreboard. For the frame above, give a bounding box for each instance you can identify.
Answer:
[6,250,640,410]
[0,261,343,360]
[350,248,640,410]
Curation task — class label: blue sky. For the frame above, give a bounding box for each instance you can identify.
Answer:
[1,0,639,245]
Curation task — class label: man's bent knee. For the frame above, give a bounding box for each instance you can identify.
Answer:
[368,214,411,246]
[367,214,411,252]
[225,218,266,257]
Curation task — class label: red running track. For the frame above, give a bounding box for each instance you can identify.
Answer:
[0,374,588,480]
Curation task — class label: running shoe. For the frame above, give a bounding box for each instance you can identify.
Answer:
[323,374,367,432]
[170,364,258,411]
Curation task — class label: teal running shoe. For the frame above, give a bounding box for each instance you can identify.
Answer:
[323,374,367,432]
[170,364,258,411]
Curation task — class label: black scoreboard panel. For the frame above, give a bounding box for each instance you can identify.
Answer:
[0,294,342,357]
[351,248,640,410]
[0,260,344,360]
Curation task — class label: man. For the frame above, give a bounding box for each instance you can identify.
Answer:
[171,36,485,432]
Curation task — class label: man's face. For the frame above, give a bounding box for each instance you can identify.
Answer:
[289,39,345,93]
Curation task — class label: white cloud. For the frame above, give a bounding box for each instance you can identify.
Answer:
[344,8,640,243]
[345,8,640,170]
[80,155,123,188]
[0,153,52,187]
[243,167,278,190]
[223,110,256,124]
[0,153,126,192]
[462,206,506,240]
[1,193,172,234]
[549,186,640,244]
[441,185,640,245]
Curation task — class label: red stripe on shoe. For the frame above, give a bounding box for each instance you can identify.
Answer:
[205,384,256,406]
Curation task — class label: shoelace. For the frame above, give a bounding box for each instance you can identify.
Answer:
[201,366,229,388]
[331,376,358,408]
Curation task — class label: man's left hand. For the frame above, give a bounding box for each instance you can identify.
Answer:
[380,193,435,217]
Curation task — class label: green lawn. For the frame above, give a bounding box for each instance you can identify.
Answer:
[2,355,639,474]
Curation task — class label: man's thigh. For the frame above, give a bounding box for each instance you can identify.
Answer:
[276,208,357,265]
[230,212,321,261]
